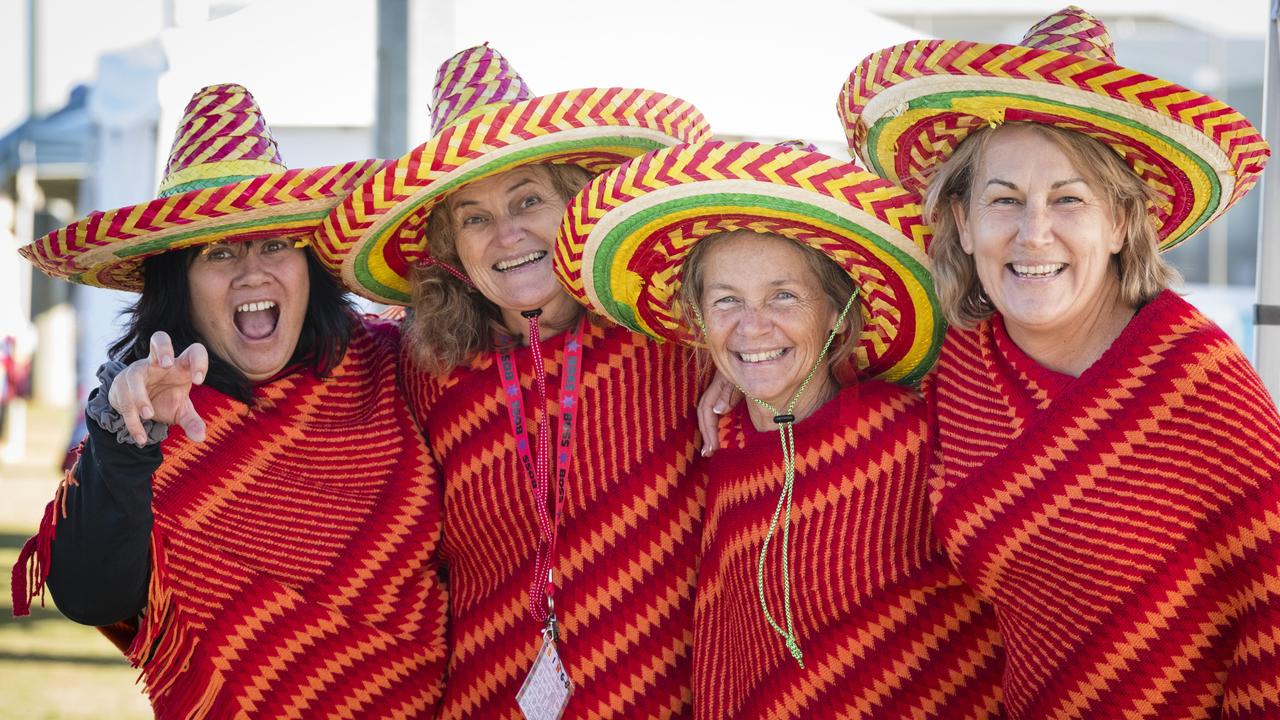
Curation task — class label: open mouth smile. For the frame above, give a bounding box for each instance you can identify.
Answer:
[234,300,280,340]
[493,251,547,273]
[735,348,789,364]
[1009,262,1066,279]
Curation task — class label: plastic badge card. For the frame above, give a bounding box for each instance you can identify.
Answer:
[517,636,573,720]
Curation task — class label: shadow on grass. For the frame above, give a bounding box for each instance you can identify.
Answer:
[0,603,65,626]
[0,649,129,666]
[0,532,34,551]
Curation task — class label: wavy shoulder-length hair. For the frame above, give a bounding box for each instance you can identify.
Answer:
[923,121,1180,330]
[404,162,595,376]
[109,244,355,403]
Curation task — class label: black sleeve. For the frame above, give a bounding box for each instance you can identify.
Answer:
[46,403,161,626]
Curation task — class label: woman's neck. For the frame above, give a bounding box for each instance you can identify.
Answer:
[1004,282,1137,378]
[499,291,583,345]
[744,371,840,432]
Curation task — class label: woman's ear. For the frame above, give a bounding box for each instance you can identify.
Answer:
[951,198,975,255]
[1108,213,1126,255]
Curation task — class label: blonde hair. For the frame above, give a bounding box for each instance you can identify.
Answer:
[404,162,595,374]
[678,230,864,381]
[923,122,1180,329]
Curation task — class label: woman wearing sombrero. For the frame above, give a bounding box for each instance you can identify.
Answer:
[557,139,1006,718]
[314,45,712,718]
[837,6,1280,718]
[12,84,449,718]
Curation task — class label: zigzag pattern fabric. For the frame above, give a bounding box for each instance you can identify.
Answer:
[695,381,1005,719]
[17,317,448,718]
[430,44,532,134]
[928,291,1280,719]
[159,83,286,196]
[400,322,703,718]
[838,8,1269,250]
[556,140,940,384]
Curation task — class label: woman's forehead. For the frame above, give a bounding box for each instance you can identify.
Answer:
[448,165,552,207]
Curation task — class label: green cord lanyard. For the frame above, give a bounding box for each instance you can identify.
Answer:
[696,290,857,669]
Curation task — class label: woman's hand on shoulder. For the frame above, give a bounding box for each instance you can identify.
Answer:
[108,331,209,444]
[697,371,740,456]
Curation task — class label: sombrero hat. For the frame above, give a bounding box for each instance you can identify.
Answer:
[19,84,385,291]
[555,140,942,385]
[838,5,1269,250]
[312,43,712,305]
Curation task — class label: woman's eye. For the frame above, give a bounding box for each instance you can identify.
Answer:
[204,246,233,261]
[1055,195,1084,205]
[712,296,739,308]
[262,240,288,253]
[461,214,487,226]
[990,196,1020,206]
[519,194,543,209]
[775,290,798,301]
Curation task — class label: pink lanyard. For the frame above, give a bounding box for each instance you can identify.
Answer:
[498,313,587,638]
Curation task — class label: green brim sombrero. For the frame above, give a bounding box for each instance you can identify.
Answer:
[18,84,385,291]
[555,140,942,385]
[312,44,711,305]
[838,5,1269,250]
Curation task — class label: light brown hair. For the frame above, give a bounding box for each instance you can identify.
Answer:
[404,162,595,374]
[923,122,1180,329]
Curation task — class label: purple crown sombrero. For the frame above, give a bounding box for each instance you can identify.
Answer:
[838,5,1269,250]
[555,140,942,385]
[19,84,385,291]
[312,43,712,305]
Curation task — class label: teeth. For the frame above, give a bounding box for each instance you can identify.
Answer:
[1011,263,1064,277]
[236,300,277,313]
[737,348,786,363]
[495,251,546,271]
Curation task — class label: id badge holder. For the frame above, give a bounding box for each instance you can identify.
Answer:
[516,618,573,720]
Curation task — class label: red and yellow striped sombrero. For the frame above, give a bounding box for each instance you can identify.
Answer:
[555,140,942,385]
[312,44,712,305]
[838,5,1269,250]
[19,84,385,291]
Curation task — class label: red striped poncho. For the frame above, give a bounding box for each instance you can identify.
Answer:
[929,290,1280,719]
[15,315,447,718]
[402,320,704,719]
[694,380,1006,719]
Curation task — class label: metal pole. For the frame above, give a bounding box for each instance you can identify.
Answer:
[375,0,410,158]
[1254,0,1280,402]
[1209,33,1230,286]
[26,0,38,115]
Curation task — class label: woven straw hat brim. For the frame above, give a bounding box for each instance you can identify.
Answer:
[555,141,942,385]
[840,39,1269,250]
[312,87,711,305]
[21,159,387,291]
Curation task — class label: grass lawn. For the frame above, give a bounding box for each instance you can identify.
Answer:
[1,401,151,719]
[0,528,152,719]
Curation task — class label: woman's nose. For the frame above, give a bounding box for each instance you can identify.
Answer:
[736,304,773,335]
[492,213,525,247]
[1017,202,1054,247]
[232,245,271,286]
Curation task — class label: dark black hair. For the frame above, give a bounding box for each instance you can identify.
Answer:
[108,245,356,403]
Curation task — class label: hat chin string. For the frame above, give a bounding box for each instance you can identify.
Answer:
[692,289,858,669]
[418,256,476,289]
